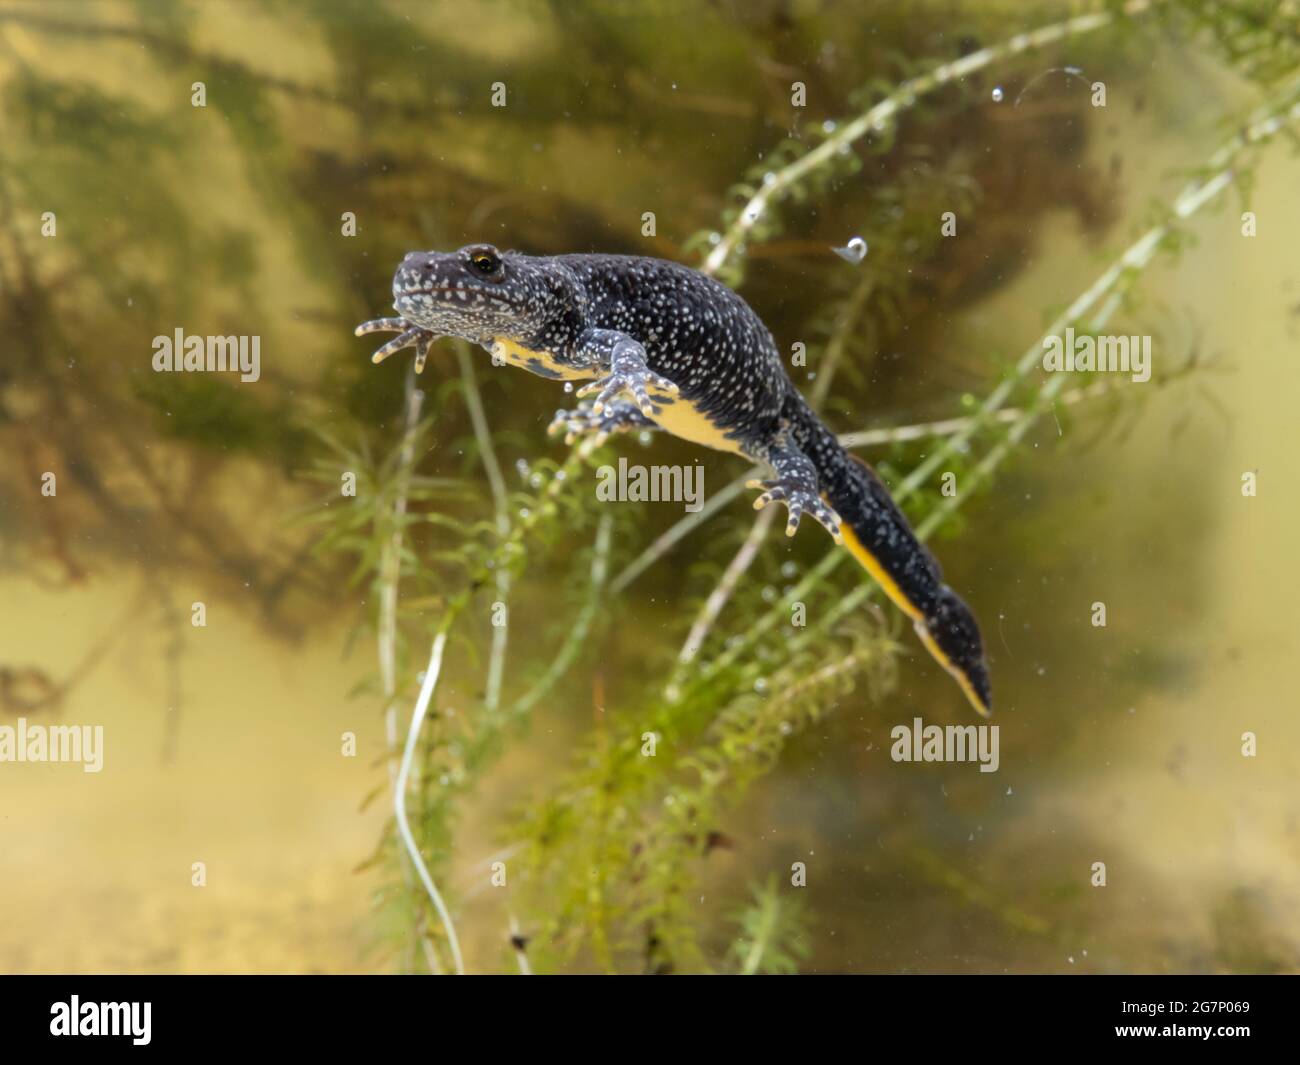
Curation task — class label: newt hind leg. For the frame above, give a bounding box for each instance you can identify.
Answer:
[747,433,843,542]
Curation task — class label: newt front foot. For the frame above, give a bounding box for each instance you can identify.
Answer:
[355,317,441,373]
[575,339,678,417]
[547,399,658,446]
[747,478,843,542]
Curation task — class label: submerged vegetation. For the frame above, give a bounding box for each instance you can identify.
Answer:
[2,1,1297,973]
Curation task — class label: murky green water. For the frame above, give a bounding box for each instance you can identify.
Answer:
[1,1,1296,974]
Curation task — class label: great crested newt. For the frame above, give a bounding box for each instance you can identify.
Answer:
[357,244,992,716]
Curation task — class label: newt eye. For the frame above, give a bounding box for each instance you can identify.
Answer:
[469,250,502,277]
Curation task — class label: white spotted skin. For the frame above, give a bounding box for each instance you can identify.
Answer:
[557,254,789,455]
[379,244,993,715]
[392,247,791,459]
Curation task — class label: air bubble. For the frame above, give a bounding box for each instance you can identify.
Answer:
[991,86,1004,102]
[832,236,868,264]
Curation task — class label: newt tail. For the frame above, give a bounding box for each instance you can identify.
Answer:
[783,393,992,715]
[356,244,992,716]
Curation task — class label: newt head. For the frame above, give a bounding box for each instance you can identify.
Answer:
[390,243,582,346]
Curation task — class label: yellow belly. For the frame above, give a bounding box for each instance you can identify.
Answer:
[492,337,742,456]
[489,337,599,381]
[646,390,745,455]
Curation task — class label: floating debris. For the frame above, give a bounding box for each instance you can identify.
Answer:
[1014,66,1091,107]
[992,86,1004,102]
[832,236,868,264]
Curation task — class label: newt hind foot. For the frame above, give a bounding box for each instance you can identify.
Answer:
[747,477,843,542]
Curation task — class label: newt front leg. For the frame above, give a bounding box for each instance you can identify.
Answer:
[572,328,679,416]
[355,317,441,373]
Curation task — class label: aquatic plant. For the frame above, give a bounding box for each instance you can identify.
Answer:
[2,0,1297,974]
[337,3,1300,974]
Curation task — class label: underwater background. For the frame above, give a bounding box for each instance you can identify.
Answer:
[0,0,1297,974]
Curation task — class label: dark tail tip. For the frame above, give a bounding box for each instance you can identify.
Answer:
[922,585,992,716]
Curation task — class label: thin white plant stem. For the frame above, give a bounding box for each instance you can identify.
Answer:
[395,629,465,975]
[837,380,1115,449]
[375,373,427,971]
[509,914,532,975]
[381,375,425,781]
[421,934,444,975]
[678,505,778,666]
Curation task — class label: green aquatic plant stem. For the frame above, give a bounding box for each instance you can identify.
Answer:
[701,0,1160,278]
[808,270,876,411]
[510,513,613,717]
[455,342,512,713]
[836,381,1116,449]
[694,642,894,806]
[685,74,1300,694]
[388,432,606,972]
[610,376,1119,602]
[610,378,1119,599]
[739,889,781,976]
[609,474,755,594]
[374,374,442,973]
[541,71,1298,958]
